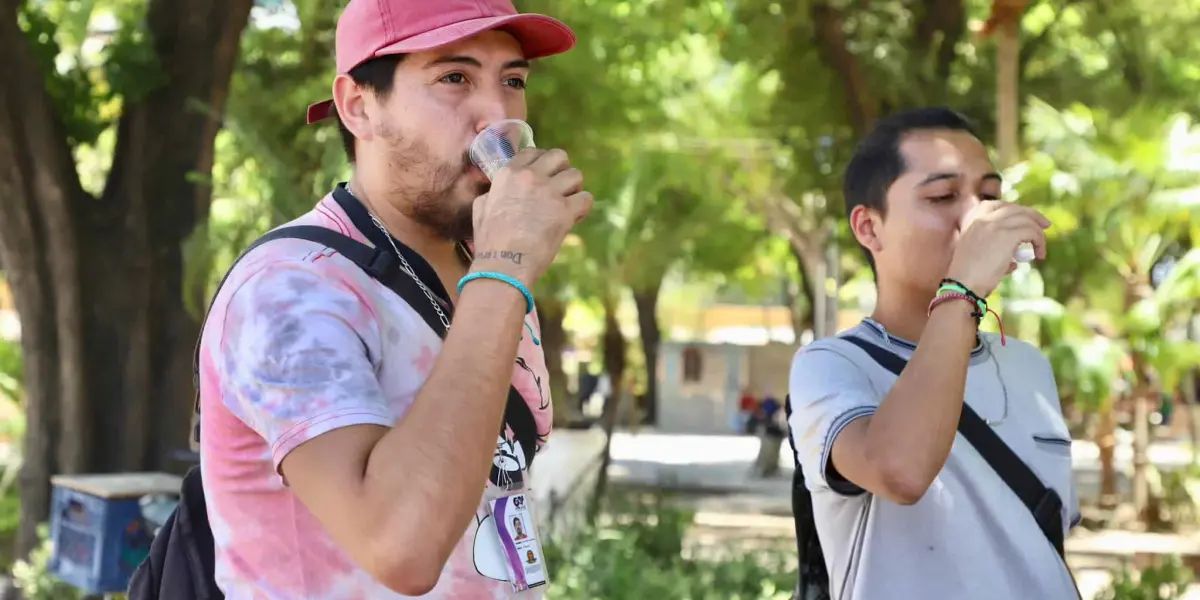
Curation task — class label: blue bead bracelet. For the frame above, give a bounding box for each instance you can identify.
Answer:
[457,271,535,315]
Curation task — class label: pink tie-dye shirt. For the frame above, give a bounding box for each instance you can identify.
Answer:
[197,193,553,599]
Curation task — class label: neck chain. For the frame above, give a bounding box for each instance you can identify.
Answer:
[346,186,451,332]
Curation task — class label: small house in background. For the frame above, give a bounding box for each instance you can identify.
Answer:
[655,304,863,435]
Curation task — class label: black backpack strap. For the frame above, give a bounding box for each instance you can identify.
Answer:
[839,335,1072,564]
[784,395,832,600]
[784,393,804,532]
[190,226,538,472]
[783,395,807,545]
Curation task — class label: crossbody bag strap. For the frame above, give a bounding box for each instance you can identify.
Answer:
[839,335,1080,597]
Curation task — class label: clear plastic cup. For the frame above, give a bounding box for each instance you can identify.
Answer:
[468,119,536,181]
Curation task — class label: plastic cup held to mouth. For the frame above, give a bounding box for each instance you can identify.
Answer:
[468,119,536,181]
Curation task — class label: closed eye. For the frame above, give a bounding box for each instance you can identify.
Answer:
[928,193,1001,202]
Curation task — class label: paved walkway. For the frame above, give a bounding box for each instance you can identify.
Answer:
[607,430,1200,600]
[607,430,1195,511]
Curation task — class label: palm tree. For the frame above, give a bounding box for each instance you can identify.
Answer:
[1006,100,1200,519]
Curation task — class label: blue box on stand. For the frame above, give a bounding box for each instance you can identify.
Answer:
[47,472,182,595]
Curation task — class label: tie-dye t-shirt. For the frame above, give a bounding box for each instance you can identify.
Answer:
[197,192,554,598]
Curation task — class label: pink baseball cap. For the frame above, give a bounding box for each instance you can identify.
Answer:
[306,0,576,125]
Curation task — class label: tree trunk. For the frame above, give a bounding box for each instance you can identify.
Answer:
[823,243,840,337]
[1131,378,1152,520]
[1096,401,1119,509]
[587,297,627,523]
[789,234,831,339]
[995,18,1021,167]
[537,296,572,427]
[0,0,254,556]
[782,275,807,345]
[632,284,661,426]
[1124,279,1155,522]
[787,244,814,341]
[1183,370,1199,464]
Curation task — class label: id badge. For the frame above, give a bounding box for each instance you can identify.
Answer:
[486,489,549,593]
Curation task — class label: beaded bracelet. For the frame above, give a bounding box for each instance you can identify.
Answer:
[458,271,535,315]
[927,291,979,318]
[930,279,1007,346]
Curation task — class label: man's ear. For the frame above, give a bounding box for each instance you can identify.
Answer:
[332,74,373,143]
[849,204,884,254]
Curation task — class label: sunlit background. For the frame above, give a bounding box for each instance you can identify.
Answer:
[0,0,1198,598]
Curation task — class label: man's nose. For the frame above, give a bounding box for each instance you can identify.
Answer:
[957,195,985,230]
[472,91,511,133]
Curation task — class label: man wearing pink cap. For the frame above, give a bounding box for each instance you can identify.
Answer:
[193,0,590,597]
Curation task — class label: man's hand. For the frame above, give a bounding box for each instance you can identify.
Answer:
[946,202,1050,297]
[470,148,593,287]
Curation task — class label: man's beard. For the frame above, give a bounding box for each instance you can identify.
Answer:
[381,132,489,242]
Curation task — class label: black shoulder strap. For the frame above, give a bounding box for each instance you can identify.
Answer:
[190,226,538,468]
[784,392,805,517]
[839,335,1068,559]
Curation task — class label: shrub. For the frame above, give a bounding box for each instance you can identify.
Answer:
[544,493,796,599]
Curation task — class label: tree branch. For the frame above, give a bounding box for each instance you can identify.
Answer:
[910,0,967,84]
[934,0,967,82]
[1019,0,1077,67]
[811,0,877,135]
[1091,0,1145,94]
[299,0,338,75]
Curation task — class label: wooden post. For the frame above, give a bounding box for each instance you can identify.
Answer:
[996,20,1020,168]
[980,0,1030,169]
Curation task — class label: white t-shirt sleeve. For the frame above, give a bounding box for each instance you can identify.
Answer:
[787,343,880,495]
[217,260,395,473]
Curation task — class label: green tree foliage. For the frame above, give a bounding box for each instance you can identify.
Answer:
[1005,99,1200,510]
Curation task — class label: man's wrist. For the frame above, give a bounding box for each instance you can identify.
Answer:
[942,272,988,301]
[457,277,527,312]
[471,247,534,282]
[460,267,535,313]
[470,260,535,289]
[927,298,979,346]
[929,295,978,320]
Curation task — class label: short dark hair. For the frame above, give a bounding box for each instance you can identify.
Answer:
[842,107,979,270]
[335,54,406,163]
